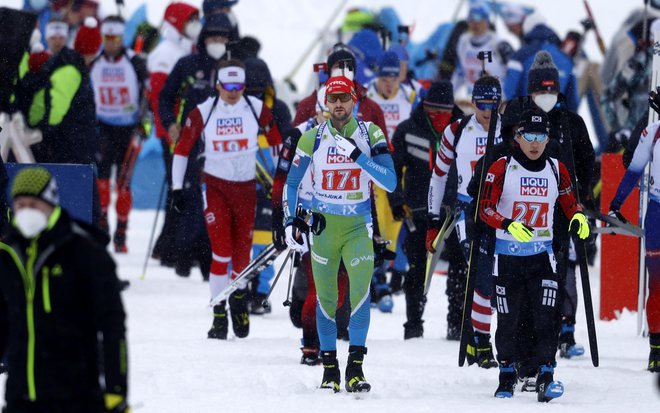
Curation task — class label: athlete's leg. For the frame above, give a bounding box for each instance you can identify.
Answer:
[310,213,343,352]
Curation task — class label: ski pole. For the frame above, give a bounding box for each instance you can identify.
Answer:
[283,250,298,307]
[262,249,294,309]
[140,176,168,280]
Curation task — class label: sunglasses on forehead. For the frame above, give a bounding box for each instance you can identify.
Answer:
[221,83,245,91]
[518,131,549,143]
[326,93,352,103]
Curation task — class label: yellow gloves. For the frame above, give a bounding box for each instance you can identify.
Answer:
[507,221,534,242]
[570,212,590,240]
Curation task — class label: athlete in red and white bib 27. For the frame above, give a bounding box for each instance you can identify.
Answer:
[478,109,590,402]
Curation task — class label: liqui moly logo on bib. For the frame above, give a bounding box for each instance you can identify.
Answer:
[102,67,125,82]
[475,137,487,155]
[520,177,549,196]
[327,146,353,164]
[217,117,244,135]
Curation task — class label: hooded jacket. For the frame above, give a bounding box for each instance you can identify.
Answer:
[158,12,233,134]
[0,208,127,404]
[504,24,579,112]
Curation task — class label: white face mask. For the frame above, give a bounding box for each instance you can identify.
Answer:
[14,208,48,239]
[184,20,202,40]
[206,42,226,60]
[534,93,558,113]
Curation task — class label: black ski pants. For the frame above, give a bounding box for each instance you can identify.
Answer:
[403,212,429,331]
[494,252,560,366]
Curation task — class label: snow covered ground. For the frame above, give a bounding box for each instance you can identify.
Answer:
[111,211,660,412]
[2,0,660,410]
[4,209,658,411]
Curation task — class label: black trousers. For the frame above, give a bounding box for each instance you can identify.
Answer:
[494,252,560,366]
[403,213,429,330]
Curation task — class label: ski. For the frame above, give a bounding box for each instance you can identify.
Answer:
[583,0,607,56]
[582,209,644,238]
[209,243,283,307]
[424,206,461,295]
[458,93,500,367]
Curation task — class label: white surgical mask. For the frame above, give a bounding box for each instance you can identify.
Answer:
[206,42,226,60]
[184,20,202,40]
[14,208,48,239]
[534,93,558,113]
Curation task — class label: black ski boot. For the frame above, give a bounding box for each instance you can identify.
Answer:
[558,320,585,359]
[229,288,250,338]
[207,303,228,340]
[648,334,660,372]
[319,350,340,392]
[345,346,371,393]
[536,364,564,402]
[301,347,321,366]
[113,221,128,253]
[494,362,517,398]
[250,293,271,315]
[472,332,498,369]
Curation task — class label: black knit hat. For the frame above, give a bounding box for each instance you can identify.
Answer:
[424,81,454,109]
[527,51,559,94]
[518,108,549,134]
[245,57,273,90]
[326,44,356,74]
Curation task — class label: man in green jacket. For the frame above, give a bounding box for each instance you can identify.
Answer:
[0,167,129,413]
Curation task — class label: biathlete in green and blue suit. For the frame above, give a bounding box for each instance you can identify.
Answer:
[283,75,396,393]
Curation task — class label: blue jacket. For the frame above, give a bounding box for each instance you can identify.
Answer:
[504,25,579,112]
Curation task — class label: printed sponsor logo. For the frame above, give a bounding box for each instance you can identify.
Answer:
[312,251,328,265]
[278,160,290,170]
[317,192,343,200]
[292,154,300,167]
[326,146,354,164]
[281,147,290,159]
[485,172,495,183]
[101,67,125,82]
[542,279,558,289]
[520,177,549,196]
[212,138,249,152]
[350,255,374,267]
[216,117,244,135]
[373,129,384,139]
[346,192,363,200]
[532,115,543,122]
[476,137,487,155]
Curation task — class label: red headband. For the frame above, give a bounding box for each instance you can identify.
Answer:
[325,76,356,103]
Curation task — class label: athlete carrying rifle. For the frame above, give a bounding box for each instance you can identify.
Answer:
[609,87,660,373]
[283,75,396,393]
[427,75,502,366]
[478,108,590,401]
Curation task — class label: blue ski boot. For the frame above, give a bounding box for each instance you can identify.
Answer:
[494,363,517,398]
[558,322,585,358]
[536,364,564,402]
